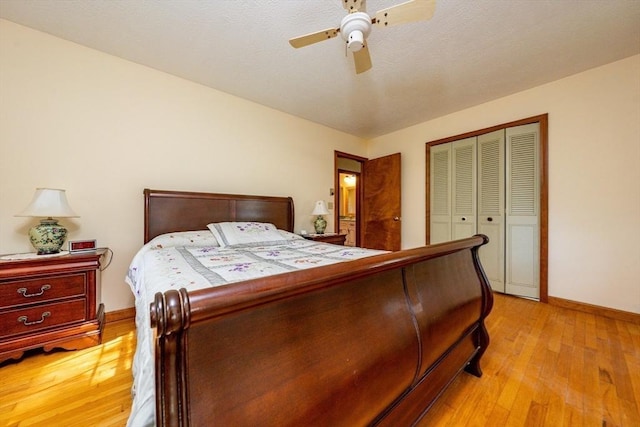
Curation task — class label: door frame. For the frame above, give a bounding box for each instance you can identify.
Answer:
[425,113,548,302]
[335,151,367,247]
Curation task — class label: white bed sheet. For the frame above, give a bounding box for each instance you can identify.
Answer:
[125,230,385,426]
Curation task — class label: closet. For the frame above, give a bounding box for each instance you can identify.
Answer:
[428,121,542,300]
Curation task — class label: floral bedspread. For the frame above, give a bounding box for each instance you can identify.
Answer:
[128,237,385,297]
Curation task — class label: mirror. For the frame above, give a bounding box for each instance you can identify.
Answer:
[339,173,357,218]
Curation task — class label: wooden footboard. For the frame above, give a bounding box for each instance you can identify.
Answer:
[151,235,493,427]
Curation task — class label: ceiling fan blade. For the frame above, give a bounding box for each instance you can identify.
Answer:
[374,0,436,27]
[289,27,339,48]
[353,44,372,74]
[342,0,365,13]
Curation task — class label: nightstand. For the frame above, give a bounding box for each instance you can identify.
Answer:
[0,249,106,363]
[302,233,347,246]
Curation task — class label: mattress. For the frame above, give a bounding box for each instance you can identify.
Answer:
[125,227,385,426]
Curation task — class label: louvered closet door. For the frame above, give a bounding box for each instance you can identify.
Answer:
[452,137,477,240]
[478,130,505,293]
[506,123,540,299]
[429,143,451,244]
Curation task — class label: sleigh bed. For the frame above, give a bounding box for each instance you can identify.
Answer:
[126,188,493,427]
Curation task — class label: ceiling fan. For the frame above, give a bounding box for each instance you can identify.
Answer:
[289,0,436,74]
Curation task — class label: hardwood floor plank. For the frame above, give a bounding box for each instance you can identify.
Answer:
[542,387,568,427]
[497,302,549,413]
[1,295,638,426]
[624,350,640,415]
[583,346,603,426]
[584,311,599,350]
[573,310,587,348]
[484,403,510,426]
[604,317,636,402]
[626,321,640,355]
[562,404,586,427]
[465,370,507,426]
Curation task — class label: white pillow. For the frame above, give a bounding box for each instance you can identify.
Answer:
[147,230,219,249]
[278,230,304,240]
[207,222,287,247]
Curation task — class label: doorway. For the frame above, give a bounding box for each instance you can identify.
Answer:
[338,171,360,246]
[334,151,402,251]
[335,153,365,247]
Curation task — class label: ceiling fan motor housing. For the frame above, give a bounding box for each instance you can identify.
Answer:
[340,12,372,52]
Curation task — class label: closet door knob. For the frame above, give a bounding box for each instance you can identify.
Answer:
[487,217,493,222]
[461,217,466,221]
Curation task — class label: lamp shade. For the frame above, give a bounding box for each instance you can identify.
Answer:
[312,200,329,216]
[16,188,79,218]
[16,188,79,254]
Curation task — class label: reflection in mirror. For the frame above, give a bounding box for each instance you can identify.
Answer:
[339,173,356,217]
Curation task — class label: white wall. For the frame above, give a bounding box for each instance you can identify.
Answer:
[2,20,638,315]
[367,55,640,314]
[0,20,367,311]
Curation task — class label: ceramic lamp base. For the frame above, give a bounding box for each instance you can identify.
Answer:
[29,218,67,255]
[314,216,327,234]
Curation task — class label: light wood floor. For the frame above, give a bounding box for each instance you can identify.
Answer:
[1,319,135,426]
[1,294,638,426]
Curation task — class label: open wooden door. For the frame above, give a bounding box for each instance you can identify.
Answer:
[361,153,401,251]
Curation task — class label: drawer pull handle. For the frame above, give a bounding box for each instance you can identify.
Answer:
[18,311,51,326]
[17,284,51,298]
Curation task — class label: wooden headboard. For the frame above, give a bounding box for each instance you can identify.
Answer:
[143,189,295,243]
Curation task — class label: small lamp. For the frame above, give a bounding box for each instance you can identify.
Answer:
[312,200,330,234]
[15,188,79,255]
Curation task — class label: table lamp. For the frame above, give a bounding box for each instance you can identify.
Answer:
[312,200,330,234]
[15,188,79,254]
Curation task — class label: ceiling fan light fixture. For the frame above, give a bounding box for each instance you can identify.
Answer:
[347,30,365,52]
[340,12,371,52]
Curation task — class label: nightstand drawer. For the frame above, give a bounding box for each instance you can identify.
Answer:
[302,234,347,245]
[0,299,87,337]
[0,274,86,309]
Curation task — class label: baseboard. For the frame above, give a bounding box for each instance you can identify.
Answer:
[548,296,639,324]
[105,307,135,323]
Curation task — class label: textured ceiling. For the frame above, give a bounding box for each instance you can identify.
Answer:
[1,0,639,138]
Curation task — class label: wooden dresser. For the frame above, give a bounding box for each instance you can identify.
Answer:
[0,249,106,364]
